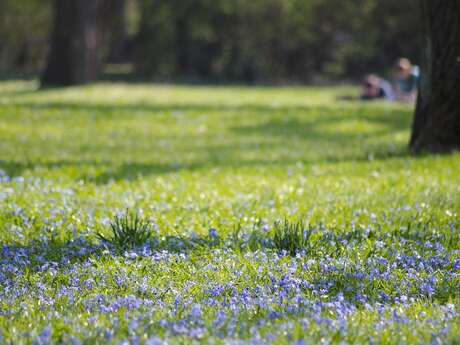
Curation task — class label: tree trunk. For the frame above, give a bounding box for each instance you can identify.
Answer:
[175,16,191,77]
[410,1,460,153]
[41,0,102,87]
[107,0,128,63]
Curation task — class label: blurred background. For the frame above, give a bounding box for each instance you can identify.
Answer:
[0,0,421,84]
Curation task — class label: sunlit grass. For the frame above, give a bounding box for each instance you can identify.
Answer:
[0,81,459,344]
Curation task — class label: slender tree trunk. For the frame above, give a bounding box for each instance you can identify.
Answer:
[41,0,102,87]
[175,16,191,77]
[107,0,128,63]
[410,1,460,153]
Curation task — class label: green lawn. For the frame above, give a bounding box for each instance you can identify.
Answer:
[0,80,459,344]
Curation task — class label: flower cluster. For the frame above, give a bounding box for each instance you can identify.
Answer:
[1,170,459,344]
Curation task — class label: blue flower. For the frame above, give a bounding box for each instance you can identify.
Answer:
[208,228,218,239]
[189,303,202,318]
[146,336,165,345]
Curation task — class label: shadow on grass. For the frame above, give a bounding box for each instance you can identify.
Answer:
[0,233,224,272]
[0,146,414,184]
[2,224,459,305]
[0,99,416,183]
[0,159,192,182]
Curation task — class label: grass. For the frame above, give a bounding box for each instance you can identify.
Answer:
[273,220,313,256]
[0,80,459,344]
[97,211,154,252]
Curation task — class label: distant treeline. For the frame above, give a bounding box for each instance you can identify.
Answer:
[0,0,421,83]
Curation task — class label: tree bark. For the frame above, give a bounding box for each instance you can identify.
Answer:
[175,15,191,77]
[410,1,460,153]
[107,0,128,63]
[41,0,103,87]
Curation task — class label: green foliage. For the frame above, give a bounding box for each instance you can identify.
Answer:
[135,0,422,82]
[1,0,421,81]
[229,222,268,252]
[0,0,52,75]
[273,220,312,255]
[98,211,153,251]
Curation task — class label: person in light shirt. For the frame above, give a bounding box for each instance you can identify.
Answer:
[393,57,420,102]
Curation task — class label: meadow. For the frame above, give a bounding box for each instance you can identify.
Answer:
[0,80,459,344]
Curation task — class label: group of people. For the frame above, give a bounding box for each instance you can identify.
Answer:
[361,58,419,102]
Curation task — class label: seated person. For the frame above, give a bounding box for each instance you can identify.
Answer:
[361,74,394,101]
[393,58,420,102]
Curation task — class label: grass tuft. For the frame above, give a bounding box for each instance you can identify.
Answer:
[273,220,313,255]
[97,211,153,251]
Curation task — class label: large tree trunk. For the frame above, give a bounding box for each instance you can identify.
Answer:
[410,1,460,153]
[41,0,103,87]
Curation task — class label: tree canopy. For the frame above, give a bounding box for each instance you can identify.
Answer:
[1,0,421,83]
